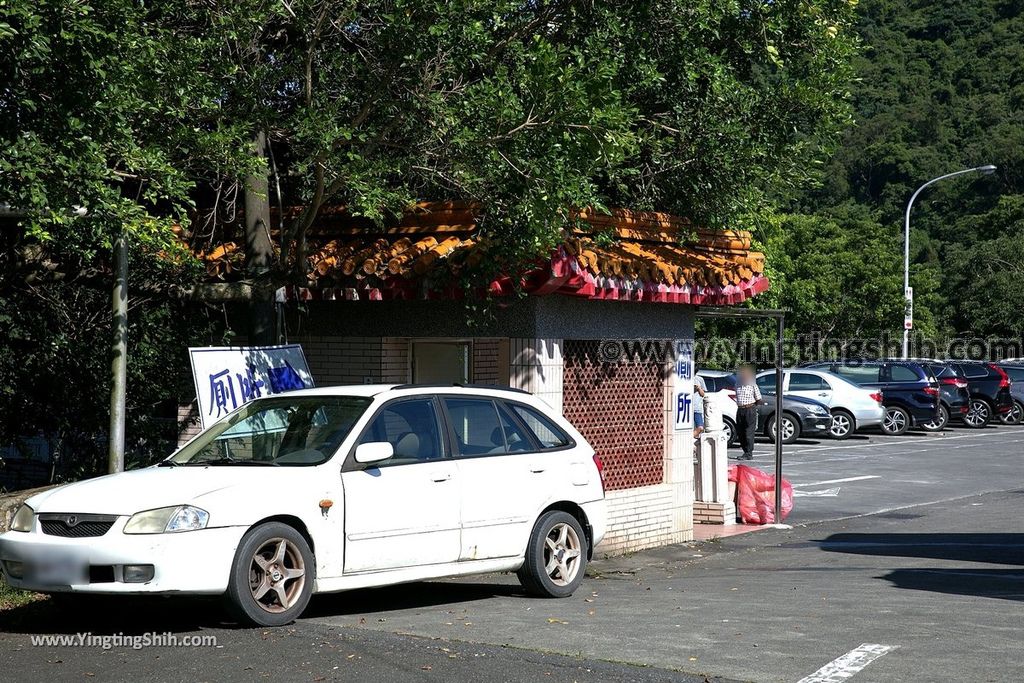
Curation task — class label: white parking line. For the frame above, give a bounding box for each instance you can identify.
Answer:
[796,643,897,683]
[794,475,879,487]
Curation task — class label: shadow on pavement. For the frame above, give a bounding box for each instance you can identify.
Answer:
[305,580,522,619]
[879,568,1024,601]
[0,580,523,634]
[818,533,1024,565]
[819,532,1024,601]
[0,594,231,634]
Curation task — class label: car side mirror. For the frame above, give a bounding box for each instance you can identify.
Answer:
[354,442,394,465]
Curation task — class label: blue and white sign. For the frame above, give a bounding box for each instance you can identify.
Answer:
[189,344,315,428]
[673,339,694,431]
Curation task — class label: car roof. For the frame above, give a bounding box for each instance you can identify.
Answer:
[272,383,534,401]
[697,369,733,376]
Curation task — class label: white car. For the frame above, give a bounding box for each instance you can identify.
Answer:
[696,370,739,444]
[0,385,606,626]
[755,369,886,439]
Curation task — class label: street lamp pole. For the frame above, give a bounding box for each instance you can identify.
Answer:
[902,165,997,359]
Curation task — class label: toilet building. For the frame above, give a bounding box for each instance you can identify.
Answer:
[187,202,770,553]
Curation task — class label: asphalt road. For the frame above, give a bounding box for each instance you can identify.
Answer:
[742,422,1024,524]
[1,422,1022,682]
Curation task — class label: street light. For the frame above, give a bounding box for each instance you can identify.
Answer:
[902,164,997,358]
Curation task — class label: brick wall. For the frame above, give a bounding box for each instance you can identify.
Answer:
[301,336,386,384]
[598,484,681,555]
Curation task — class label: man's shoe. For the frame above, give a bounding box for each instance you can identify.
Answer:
[740,453,753,460]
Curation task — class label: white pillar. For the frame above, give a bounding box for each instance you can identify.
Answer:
[508,338,563,413]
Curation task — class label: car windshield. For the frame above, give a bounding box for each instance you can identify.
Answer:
[168,396,372,466]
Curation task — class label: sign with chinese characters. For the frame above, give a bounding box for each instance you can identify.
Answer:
[189,345,315,428]
[673,339,694,431]
[904,286,914,330]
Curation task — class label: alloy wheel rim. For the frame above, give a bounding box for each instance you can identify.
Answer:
[966,401,989,426]
[249,538,306,613]
[830,414,851,437]
[1008,404,1023,424]
[884,409,906,432]
[544,523,582,587]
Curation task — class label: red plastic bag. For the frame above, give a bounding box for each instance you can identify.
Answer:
[728,464,793,524]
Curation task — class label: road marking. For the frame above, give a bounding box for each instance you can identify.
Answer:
[795,475,879,487]
[794,487,841,497]
[796,643,897,683]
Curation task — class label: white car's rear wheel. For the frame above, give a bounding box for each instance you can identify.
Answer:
[518,510,588,598]
[226,522,314,626]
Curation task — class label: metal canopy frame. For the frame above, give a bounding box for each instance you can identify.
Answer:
[695,306,787,524]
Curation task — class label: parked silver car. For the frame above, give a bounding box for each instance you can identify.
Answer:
[756,369,886,439]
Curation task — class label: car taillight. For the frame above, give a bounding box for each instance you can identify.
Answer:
[726,391,737,403]
[593,454,605,493]
[940,377,969,390]
[869,391,883,404]
[990,364,1011,389]
[923,386,939,397]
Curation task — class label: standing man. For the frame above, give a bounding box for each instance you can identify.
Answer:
[735,366,762,460]
[693,372,707,438]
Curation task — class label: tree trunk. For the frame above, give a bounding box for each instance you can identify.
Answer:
[107,230,128,474]
[244,130,276,346]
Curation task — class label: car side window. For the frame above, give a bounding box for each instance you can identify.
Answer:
[509,403,572,449]
[756,374,777,392]
[889,365,919,382]
[834,364,880,384]
[790,373,825,391]
[444,398,525,456]
[959,364,988,379]
[1005,367,1024,382]
[357,398,444,466]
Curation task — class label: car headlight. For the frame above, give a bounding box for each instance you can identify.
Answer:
[123,505,209,534]
[811,406,829,415]
[10,504,34,533]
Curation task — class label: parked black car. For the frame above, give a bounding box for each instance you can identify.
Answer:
[804,360,939,435]
[947,361,1014,427]
[997,363,1024,425]
[758,393,833,444]
[914,360,972,430]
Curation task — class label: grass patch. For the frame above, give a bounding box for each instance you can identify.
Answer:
[0,582,45,610]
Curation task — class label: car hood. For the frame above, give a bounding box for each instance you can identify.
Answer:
[25,466,303,516]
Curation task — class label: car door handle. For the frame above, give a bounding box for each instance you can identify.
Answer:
[529,466,546,474]
[430,471,452,482]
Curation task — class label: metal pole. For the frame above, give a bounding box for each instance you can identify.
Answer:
[108,230,128,474]
[774,315,784,523]
[902,165,997,358]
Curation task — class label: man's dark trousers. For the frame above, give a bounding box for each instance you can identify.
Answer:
[737,405,758,458]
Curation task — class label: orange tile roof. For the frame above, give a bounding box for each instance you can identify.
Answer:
[193,202,769,305]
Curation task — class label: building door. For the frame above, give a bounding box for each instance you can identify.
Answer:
[411,340,472,384]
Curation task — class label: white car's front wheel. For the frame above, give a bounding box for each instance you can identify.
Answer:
[518,511,588,598]
[226,522,315,627]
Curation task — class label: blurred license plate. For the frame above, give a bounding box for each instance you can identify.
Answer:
[26,548,87,586]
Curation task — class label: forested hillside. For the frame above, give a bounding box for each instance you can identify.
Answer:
[771,0,1024,341]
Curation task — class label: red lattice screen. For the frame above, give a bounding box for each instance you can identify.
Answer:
[562,340,667,491]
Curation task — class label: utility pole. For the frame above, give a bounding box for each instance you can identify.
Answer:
[244,130,276,345]
[902,164,997,358]
[107,229,128,473]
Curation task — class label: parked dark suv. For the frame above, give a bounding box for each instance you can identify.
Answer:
[997,363,1024,425]
[947,361,1014,427]
[804,360,939,435]
[914,360,971,430]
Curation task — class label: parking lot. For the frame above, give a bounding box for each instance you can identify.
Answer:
[744,422,1024,524]
[2,420,1022,682]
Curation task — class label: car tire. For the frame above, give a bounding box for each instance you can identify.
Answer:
[225,522,315,627]
[1000,401,1023,425]
[828,409,855,440]
[921,404,949,432]
[882,406,910,435]
[766,413,801,444]
[723,417,737,445]
[964,399,992,428]
[517,510,588,598]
